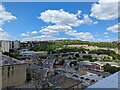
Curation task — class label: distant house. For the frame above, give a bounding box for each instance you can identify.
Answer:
[95,61,120,67]
[79,54,112,60]
[20,49,34,56]
[79,61,104,71]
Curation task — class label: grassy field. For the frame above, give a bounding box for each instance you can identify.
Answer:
[34,51,48,54]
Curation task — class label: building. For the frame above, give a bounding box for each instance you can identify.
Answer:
[79,54,112,60]
[79,61,104,71]
[47,75,82,89]
[0,40,20,52]
[13,40,20,49]
[95,61,120,67]
[0,41,11,52]
[0,52,27,89]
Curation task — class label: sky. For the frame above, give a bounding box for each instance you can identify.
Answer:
[0,0,119,42]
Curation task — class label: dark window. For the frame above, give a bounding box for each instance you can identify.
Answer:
[8,66,10,78]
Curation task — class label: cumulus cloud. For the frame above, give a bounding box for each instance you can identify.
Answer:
[20,32,30,37]
[104,32,108,35]
[105,36,109,38]
[76,10,82,17]
[39,24,94,41]
[20,31,38,37]
[90,0,120,20]
[37,9,97,41]
[40,25,72,35]
[107,23,120,33]
[0,5,16,40]
[39,9,86,27]
[66,30,94,41]
[31,31,38,34]
[0,28,11,40]
[57,38,68,40]
[23,35,56,41]
[0,5,17,25]
[83,14,93,24]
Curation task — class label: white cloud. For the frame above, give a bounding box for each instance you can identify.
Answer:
[104,32,108,34]
[83,14,93,24]
[23,35,56,41]
[40,25,72,35]
[20,32,30,37]
[57,38,67,40]
[39,24,94,41]
[94,21,98,24]
[105,36,109,38]
[0,28,10,40]
[0,5,16,25]
[0,5,16,40]
[39,9,97,27]
[76,10,82,17]
[20,31,38,36]
[31,31,38,34]
[37,9,98,41]
[39,9,85,27]
[107,23,120,33]
[90,0,120,20]
[66,30,94,41]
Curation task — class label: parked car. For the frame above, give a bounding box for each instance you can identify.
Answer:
[80,77,84,79]
[72,74,79,78]
[85,78,90,80]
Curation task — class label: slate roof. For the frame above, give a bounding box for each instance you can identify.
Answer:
[0,52,24,66]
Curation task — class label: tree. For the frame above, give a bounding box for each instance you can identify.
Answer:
[89,59,98,62]
[89,49,116,55]
[103,63,120,74]
[83,55,92,60]
[77,58,85,61]
[57,59,65,65]
[70,61,78,66]
[75,53,80,58]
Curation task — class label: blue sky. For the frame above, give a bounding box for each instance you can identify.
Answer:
[0,1,119,42]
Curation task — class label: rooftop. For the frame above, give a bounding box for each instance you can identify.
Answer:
[0,52,24,66]
[48,75,81,88]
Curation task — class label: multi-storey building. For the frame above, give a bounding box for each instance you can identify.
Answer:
[0,40,20,52]
[13,40,20,49]
[0,41,10,52]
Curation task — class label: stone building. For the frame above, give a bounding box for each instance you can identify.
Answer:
[0,52,27,89]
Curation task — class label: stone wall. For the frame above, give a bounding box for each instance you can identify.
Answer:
[0,64,26,89]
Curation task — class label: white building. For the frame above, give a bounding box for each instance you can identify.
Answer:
[0,40,20,52]
[0,41,11,52]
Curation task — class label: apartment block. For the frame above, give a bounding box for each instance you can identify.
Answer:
[0,40,20,52]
